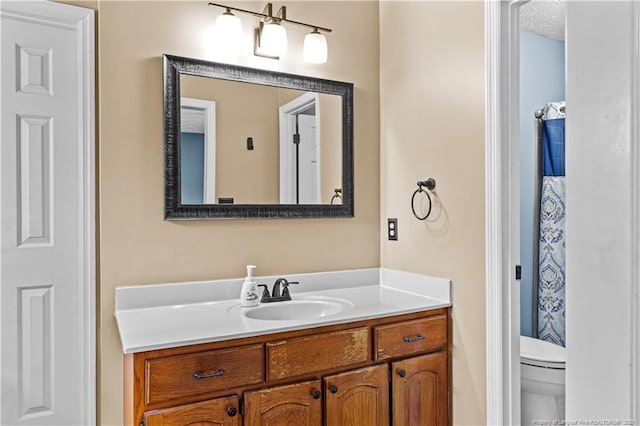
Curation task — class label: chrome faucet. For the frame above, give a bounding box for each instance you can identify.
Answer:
[258,278,299,303]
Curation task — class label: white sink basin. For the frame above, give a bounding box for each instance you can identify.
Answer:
[243,297,352,321]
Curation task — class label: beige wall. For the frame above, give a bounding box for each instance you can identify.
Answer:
[379,2,486,425]
[57,1,488,424]
[98,1,379,425]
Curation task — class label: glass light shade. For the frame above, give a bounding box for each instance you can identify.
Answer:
[215,11,243,41]
[260,22,287,57]
[303,30,328,64]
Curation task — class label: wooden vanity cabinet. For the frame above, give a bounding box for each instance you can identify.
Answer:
[391,352,448,426]
[244,365,391,426]
[124,308,450,426]
[244,380,323,425]
[324,364,390,426]
[265,327,369,380]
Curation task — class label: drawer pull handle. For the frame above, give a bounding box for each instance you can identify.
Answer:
[311,389,321,399]
[397,369,406,378]
[227,407,237,417]
[193,369,224,380]
[403,334,425,343]
[329,385,338,394]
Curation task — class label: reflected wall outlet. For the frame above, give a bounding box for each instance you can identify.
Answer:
[387,218,398,241]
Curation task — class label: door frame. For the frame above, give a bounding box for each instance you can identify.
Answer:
[485,0,640,423]
[634,3,640,419]
[0,1,95,423]
[485,1,523,423]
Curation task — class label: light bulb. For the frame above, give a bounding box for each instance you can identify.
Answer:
[303,29,327,64]
[260,22,287,57]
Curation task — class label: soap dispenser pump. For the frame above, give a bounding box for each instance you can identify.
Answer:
[240,265,259,307]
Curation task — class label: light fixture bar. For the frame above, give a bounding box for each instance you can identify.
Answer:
[207,2,332,33]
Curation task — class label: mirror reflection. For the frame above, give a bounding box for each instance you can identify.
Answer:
[179,75,343,206]
[163,54,353,220]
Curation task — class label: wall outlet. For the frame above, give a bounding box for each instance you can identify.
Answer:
[387,218,398,241]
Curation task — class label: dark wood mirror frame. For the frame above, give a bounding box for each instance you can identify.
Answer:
[163,54,354,220]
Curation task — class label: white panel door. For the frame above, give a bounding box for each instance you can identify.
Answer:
[297,114,320,204]
[1,2,95,425]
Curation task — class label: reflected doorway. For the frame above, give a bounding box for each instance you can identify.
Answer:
[180,97,216,204]
[279,93,321,204]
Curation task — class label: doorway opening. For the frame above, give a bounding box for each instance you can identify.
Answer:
[485,1,567,424]
[518,0,566,344]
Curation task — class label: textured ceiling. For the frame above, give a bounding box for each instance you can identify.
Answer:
[520,0,566,41]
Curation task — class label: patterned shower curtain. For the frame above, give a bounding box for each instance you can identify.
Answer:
[537,102,566,347]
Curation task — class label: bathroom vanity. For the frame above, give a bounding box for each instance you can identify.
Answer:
[116,269,451,425]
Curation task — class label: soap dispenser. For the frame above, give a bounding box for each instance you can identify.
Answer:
[240,265,259,307]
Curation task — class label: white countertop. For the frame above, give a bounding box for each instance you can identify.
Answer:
[115,268,451,354]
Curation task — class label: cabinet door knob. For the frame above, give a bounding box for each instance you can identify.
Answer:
[227,407,237,417]
[329,384,338,394]
[397,369,406,378]
[311,389,321,399]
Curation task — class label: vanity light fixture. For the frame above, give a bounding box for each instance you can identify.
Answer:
[208,2,331,63]
[214,8,243,41]
[303,28,327,64]
[256,3,288,58]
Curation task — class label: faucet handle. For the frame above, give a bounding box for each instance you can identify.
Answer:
[258,284,270,303]
[281,281,299,298]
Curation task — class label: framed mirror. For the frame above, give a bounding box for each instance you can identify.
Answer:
[163,54,354,220]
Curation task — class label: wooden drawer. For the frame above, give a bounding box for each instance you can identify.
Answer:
[145,344,263,405]
[374,314,447,360]
[266,327,369,380]
[144,394,240,426]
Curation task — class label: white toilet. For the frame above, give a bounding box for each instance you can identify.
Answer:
[520,335,566,425]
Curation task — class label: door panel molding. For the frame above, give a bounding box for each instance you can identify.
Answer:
[18,285,54,419]
[17,115,53,247]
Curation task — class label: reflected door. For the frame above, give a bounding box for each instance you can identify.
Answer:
[297,114,320,204]
[279,93,321,205]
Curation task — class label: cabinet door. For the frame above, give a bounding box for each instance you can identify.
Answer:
[143,394,240,426]
[324,364,389,426]
[392,351,448,426]
[244,379,322,426]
